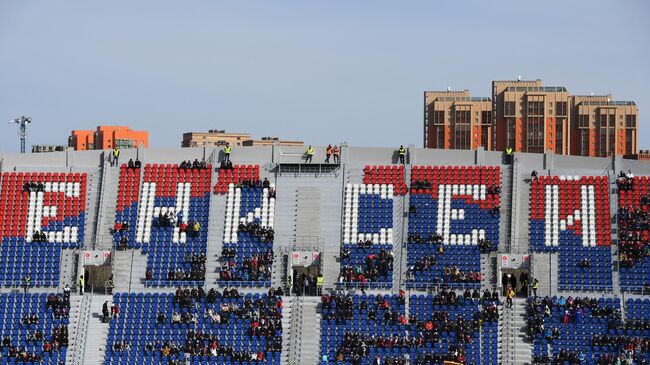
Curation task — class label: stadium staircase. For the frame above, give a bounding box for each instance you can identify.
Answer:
[280,296,295,365]
[607,168,622,297]
[205,191,226,288]
[499,297,532,365]
[111,249,147,292]
[81,294,112,365]
[285,296,321,365]
[66,294,90,365]
[95,164,120,251]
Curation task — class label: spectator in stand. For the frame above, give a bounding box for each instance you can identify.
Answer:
[332,145,340,164]
[325,144,332,164]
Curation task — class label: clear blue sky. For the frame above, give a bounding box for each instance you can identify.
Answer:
[1,0,648,152]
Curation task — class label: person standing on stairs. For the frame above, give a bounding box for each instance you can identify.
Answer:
[506,286,515,308]
[78,275,84,295]
[332,145,340,163]
[223,143,231,162]
[112,146,120,167]
[325,144,332,163]
[531,278,539,297]
[398,145,406,164]
[102,301,109,322]
[305,145,314,163]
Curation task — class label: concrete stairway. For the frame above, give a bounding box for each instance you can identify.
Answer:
[532,252,553,297]
[286,296,321,365]
[510,160,531,253]
[499,298,532,365]
[82,169,102,250]
[392,194,408,292]
[112,249,147,292]
[280,296,295,365]
[205,193,227,289]
[59,250,79,290]
[81,294,112,365]
[95,165,120,251]
[295,187,321,238]
[499,164,513,251]
[65,295,90,365]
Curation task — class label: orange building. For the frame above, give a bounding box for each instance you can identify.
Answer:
[68,126,148,151]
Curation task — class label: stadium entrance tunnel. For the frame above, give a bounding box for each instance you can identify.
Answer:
[78,250,113,294]
[500,268,530,297]
[288,250,321,296]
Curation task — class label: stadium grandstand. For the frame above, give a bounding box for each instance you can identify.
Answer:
[0,144,649,365]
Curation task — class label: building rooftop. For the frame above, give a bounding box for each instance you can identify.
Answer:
[580,100,636,106]
[506,86,567,92]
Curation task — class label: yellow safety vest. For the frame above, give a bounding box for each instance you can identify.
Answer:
[399,148,406,156]
[113,148,119,158]
[307,148,314,156]
[317,276,323,286]
[224,146,231,154]
[506,148,513,155]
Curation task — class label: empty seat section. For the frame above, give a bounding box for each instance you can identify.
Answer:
[0,172,87,287]
[114,164,212,286]
[0,292,71,364]
[617,176,650,292]
[214,165,260,195]
[407,166,501,289]
[527,296,648,364]
[219,177,276,287]
[105,290,283,365]
[363,165,407,196]
[340,183,395,289]
[530,175,612,291]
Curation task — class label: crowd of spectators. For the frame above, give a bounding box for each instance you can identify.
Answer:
[526,296,650,364]
[618,204,650,271]
[179,159,208,170]
[442,266,481,284]
[339,248,394,287]
[321,289,498,365]
[292,272,318,296]
[46,292,71,319]
[22,181,45,193]
[126,159,142,169]
[154,253,206,282]
[219,251,273,282]
[617,170,635,191]
[237,222,274,243]
[31,231,48,242]
[136,287,283,361]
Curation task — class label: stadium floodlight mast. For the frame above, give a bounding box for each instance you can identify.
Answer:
[8,116,32,154]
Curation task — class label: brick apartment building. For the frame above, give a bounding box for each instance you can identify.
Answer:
[424,79,638,157]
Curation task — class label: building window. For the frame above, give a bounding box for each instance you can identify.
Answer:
[454,124,471,149]
[599,115,608,127]
[626,114,637,128]
[506,118,516,149]
[481,111,492,125]
[526,116,544,153]
[578,114,590,128]
[454,110,471,149]
[481,126,489,148]
[609,128,615,156]
[527,101,544,116]
[556,101,567,116]
[434,126,445,148]
[504,102,516,116]
[555,118,564,154]
[432,111,445,125]
[580,130,589,156]
[609,114,616,127]
[626,129,634,154]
